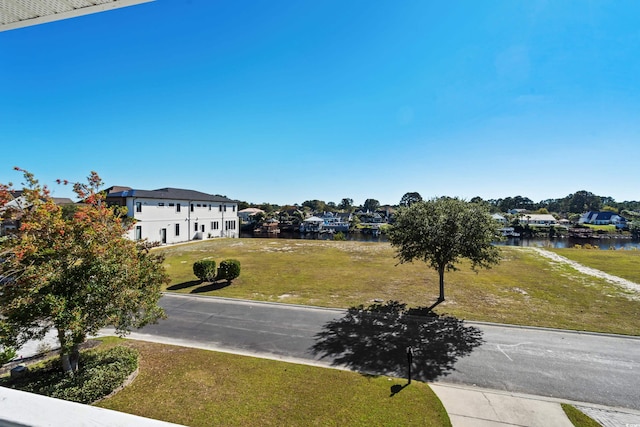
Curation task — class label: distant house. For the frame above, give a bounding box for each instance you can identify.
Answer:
[1,192,74,236]
[254,218,280,234]
[321,212,350,232]
[508,209,527,215]
[300,216,324,233]
[579,211,627,229]
[519,214,557,226]
[106,187,239,245]
[238,207,264,223]
[491,213,507,224]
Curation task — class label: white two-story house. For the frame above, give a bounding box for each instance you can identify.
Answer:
[106,187,239,245]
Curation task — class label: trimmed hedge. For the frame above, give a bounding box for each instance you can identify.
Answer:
[217,259,241,283]
[193,259,217,282]
[1,345,138,404]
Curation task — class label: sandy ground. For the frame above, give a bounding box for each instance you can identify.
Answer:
[528,247,640,295]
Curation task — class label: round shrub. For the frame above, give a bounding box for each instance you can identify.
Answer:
[193,259,217,282]
[217,259,241,283]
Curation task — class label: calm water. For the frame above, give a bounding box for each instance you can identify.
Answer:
[241,231,388,242]
[498,236,640,250]
[241,231,640,249]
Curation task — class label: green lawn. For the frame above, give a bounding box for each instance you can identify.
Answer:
[582,224,617,232]
[561,404,602,427]
[97,338,451,427]
[158,239,640,335]
[548,247,640,284]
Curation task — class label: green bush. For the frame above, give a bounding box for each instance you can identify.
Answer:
[217,259,241,283]
[193,259,217,282]
[2,345,138,404]
[0,346,17,365]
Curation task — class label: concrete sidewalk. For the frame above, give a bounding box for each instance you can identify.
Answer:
[431,382,640,427]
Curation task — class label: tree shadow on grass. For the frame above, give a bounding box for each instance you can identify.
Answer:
[311,301,483,382]
[167,280,201,291]
[190,281,232,293]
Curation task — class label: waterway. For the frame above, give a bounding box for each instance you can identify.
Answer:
[498,236,640,250]
[241,231,640,249]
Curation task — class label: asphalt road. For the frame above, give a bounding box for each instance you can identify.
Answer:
[132,293,640,410]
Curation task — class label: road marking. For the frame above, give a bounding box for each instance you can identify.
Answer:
[496,342,532,361]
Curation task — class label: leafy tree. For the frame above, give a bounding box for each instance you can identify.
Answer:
[258,203,279,213]
[567,191,602,214]
[302,199,327,213]
[338,198,354,212]
[252,211,267,224]
[291,209,305,224]
[388,197,501,310]
[363,198,380,213]
[349,213,361,231]
[497,195,534,212]
[399,192,423,207]
[0,169,167,375]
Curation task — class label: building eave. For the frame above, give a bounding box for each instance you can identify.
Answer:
[0,0,153,32]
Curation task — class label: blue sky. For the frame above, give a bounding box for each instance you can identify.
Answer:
[2,0,639,206]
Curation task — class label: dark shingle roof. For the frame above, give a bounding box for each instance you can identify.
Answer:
[106,187,236,203]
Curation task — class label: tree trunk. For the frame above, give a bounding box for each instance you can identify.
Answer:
[60,352,73,375]
[70,343,80,372]
[57,328,81,375]
[428,267,446,311]
[57,328,74,375]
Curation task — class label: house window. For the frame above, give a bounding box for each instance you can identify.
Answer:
[176,203,181,212]
[212,221,219,230]
[201,224,205,232]
[209,204,212,210]
[135,202,142,213]
[175,223,180,236]
[194,222,198,232]
[219,205,222,212]
[225,220,236,230]
[190,204,194,212]
[158,203,165,207]
[197,204,202,208]
[232,205,236,212]
[224,205,227,212]
[169,203,175,207]
[135,226,142,240]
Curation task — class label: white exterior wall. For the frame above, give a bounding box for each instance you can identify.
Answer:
[124,197,239,245]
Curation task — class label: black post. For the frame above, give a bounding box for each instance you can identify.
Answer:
[406,346,414,384]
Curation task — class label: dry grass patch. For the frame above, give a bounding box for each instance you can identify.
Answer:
[159,239,640,335]
[547,247,640,284]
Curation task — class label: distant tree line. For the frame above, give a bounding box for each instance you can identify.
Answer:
[238,190,640,217]
[479,191,640,215]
